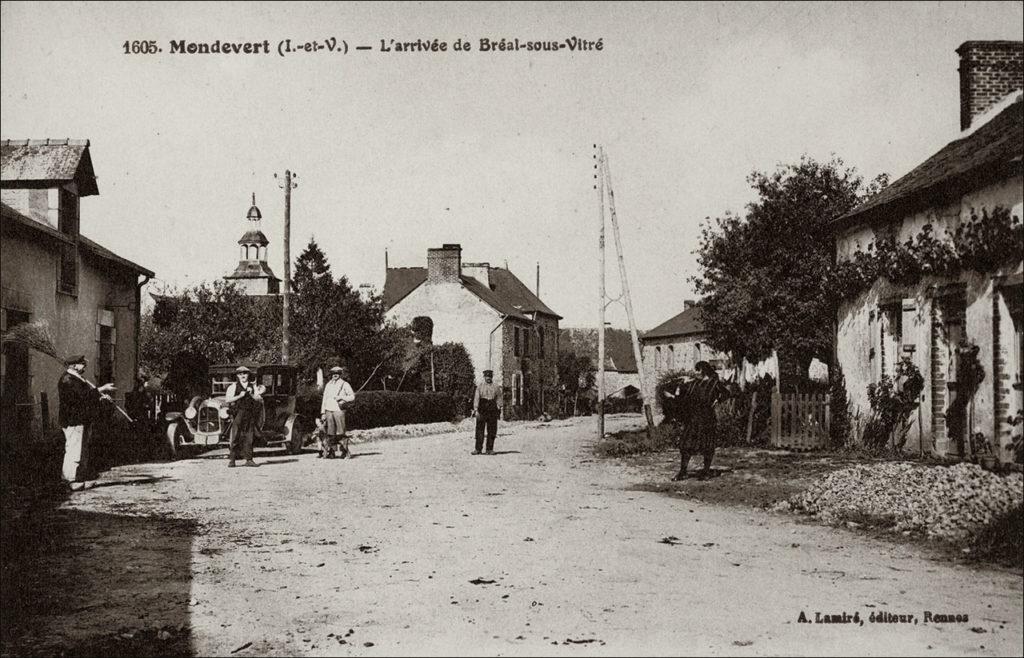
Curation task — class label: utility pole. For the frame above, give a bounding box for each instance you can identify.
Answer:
[597,147,656,439]
[596,146,606,439]
[275,170,298,364]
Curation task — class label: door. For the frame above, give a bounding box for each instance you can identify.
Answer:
[1,310,32,439]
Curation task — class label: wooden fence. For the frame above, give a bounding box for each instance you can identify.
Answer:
[770,391,830,450]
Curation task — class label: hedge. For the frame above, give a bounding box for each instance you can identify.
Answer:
[297,390,457,430]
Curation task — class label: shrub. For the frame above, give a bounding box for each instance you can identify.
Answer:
[297,389,456,429]
[864,357,924,453]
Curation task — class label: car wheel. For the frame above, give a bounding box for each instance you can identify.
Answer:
[166,422,185,460]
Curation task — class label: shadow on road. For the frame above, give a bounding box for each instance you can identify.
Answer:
[254,458,299,467]
[89,476,172,490]
[2,444,196,657]
[347,452,382,459]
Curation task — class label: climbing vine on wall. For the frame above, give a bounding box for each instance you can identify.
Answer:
[829,206,1023,303]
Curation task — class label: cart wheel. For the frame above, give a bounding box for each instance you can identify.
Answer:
[166,421,185,460]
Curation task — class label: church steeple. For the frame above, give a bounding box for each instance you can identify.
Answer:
[238,193,269,262]
[224,193,281,295]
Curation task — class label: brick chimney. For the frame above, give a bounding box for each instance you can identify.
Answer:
[683,299,697,311]
[427,243,462,284]
[956,41,1024,130]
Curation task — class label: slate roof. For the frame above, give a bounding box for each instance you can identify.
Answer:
[0,139,99,196]
[238,229,269,245]
[1,202,153,276]
[79,235,155,277]
[225,260,280,280]
[835,96,1024,230]
[383,265,562,321]
[643,304,706,341]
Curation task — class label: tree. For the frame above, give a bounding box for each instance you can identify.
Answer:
[557,348,596,415]
[290,238,405,388]
[692,156,887,386]
[141,279,280,395]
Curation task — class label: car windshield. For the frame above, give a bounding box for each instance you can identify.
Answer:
[211,375,233,396]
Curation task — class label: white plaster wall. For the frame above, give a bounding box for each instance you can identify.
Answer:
[836,176,1023,456]
[386,281,503,382]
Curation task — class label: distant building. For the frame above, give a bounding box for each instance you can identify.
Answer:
[1,139,153,438]
[223,194,280,296]
[640,301,729,410]
[383,243,561,418]
[833,41,1023,462]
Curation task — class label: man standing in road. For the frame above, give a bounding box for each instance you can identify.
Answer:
[58,354,115,491]
[472,369,502,455]
[224,365,263,468]
[321,365,355,458]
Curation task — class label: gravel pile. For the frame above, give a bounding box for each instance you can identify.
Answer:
[788,462,1023,542]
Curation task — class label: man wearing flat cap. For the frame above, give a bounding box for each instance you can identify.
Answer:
[472,369,503,455]
[320,365,355,458]
[58,354,115,490]
[224,365,264,467]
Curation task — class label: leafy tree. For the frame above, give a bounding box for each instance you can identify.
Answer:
[141,279,280,391]
[692,156,888,385]
[290,238,405,388]
[557,349,596,415]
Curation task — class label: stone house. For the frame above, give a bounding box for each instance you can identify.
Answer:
[383,244,561,418]
[833,41,1023,462]
[1,139,153,438]
[640,300,730,412]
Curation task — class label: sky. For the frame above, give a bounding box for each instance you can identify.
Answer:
[2,1,1022,329]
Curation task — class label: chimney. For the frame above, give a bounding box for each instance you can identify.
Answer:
[957,41,1024,130]
[683,299,697,311]
[427,243,461,284]
[462,262,491,289]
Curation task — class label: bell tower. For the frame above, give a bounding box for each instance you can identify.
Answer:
[223,193,281,295]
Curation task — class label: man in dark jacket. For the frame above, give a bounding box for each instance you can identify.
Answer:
[58,354,115,490]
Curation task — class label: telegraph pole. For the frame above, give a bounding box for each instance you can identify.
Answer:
[600,148,656,438]
[275,170,298,364]
[596,146,606,439]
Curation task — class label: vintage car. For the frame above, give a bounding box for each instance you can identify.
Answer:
[165,363,309,458]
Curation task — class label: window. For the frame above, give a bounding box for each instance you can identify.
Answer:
[513,327,521,357]
[879,302,902,377]
[513,372,522,406]
[655,346,662,369]
[96,320,116,386]
[539,328,545,358]
[523,328,530,357]
[57,188,79,296]
[667,345,675,370]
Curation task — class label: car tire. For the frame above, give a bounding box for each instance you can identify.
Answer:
[166,421,185,460]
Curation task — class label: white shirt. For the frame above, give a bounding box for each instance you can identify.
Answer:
[321,378,355,412]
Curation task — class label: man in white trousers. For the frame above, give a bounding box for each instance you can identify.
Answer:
[57,354,115,491]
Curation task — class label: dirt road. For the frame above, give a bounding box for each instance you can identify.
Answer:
[5,415,1022,656]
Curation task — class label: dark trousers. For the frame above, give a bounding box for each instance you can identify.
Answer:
[229,419,255,461]
[474,409,498,452]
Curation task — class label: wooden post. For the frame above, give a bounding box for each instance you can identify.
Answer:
[596,147,606,439]
[276,170,298,364]
[745,390,758,444]
[824,393,832,449]
[771,389,781,447]
[39,391,50,435]
[600,148,656,438]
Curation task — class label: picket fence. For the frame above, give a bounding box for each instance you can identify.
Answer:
[770,391,830,450]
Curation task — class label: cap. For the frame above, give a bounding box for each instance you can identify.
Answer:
[483,369,494,376]
[330,366,344,374]
[64,354,86,366]
[235,366,253,374]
